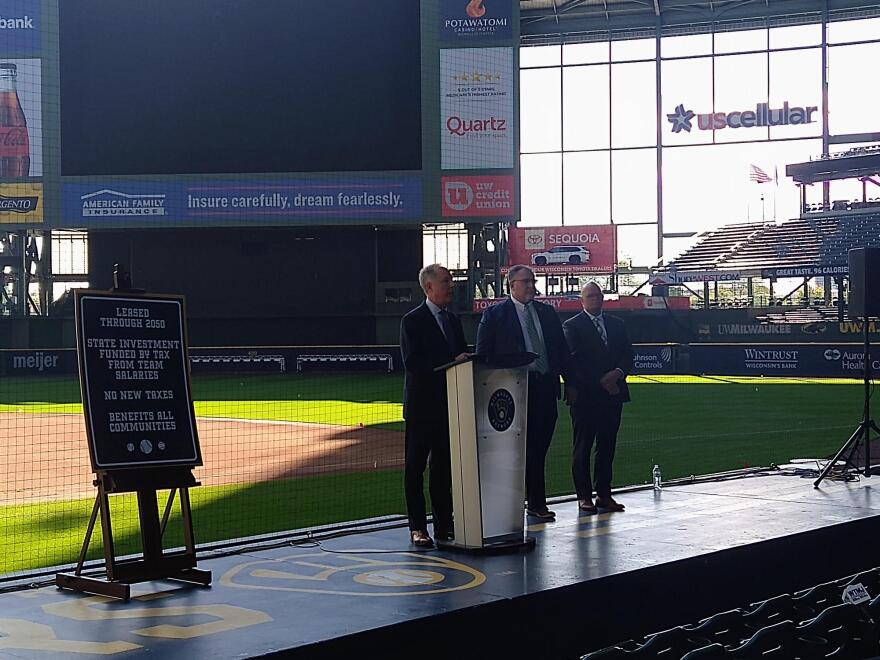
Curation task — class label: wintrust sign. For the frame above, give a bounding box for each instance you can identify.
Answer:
[667,102,818,133]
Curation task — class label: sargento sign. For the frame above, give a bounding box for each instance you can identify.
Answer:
[667,101,818,133]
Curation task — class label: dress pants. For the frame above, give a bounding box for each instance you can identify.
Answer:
[571,398,623,500]
[526,372,559,512]
[404,415,453,534]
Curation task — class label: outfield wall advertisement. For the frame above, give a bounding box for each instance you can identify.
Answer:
[689,343,879,377]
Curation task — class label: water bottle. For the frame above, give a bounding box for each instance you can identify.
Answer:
[652,464,662,491]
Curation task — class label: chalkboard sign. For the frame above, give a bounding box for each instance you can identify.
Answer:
[75,290,202,471]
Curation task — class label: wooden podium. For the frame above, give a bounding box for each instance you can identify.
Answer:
[437,354,536,553]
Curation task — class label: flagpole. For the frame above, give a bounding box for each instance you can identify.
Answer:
[761,193,765,223]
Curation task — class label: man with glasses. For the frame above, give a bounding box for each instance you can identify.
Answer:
[563,281,632,514]
[476,264,574,520]
[401,264,469,547]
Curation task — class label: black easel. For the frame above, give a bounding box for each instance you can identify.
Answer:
[814,310,879,487]
[56,265,211,600]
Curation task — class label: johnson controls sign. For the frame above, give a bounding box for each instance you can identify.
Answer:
[667,101,818,133]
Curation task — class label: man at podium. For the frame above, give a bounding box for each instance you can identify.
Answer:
[475,264,574,520]
[400,264,468,547]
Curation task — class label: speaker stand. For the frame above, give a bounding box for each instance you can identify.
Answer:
[814,316,878,487]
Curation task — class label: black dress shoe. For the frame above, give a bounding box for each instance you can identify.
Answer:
[410,530,434,547]
[578,499,598,514]
[433,529,454,541]
[526,507,556,520]
[595,497,625,512]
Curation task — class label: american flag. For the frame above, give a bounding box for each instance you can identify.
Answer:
[749,164,773,184]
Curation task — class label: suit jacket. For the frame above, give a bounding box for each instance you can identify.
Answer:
[400,302,467,422]
[475,298,572,399]
[563,311,633,404]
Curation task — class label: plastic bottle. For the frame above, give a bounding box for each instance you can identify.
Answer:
[652,464,662,491]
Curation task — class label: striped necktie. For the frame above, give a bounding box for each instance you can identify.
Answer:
[524,304,549,374]
[593,316,607,345]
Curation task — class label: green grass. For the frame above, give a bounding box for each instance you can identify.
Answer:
[0,372,866,575]
[0,470,404,575]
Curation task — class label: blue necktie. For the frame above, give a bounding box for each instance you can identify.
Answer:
[439,309,454,348]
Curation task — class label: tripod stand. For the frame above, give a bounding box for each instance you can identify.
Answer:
[814,317,879,487]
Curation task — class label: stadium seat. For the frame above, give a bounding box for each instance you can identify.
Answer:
[680,643,727,659]
[797,602,879,657]
[728,619,796,658]
[741,594,796,631]
[684,609,747,647]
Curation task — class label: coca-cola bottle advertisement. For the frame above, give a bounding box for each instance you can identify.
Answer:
[0,59,41,178]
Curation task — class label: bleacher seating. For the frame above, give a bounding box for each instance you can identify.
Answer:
[582,566,880,659]
[665,214,879,276]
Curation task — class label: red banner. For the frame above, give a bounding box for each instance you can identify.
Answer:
[441,175,514,217]
[472,296,689,313]
[506,225,617,274]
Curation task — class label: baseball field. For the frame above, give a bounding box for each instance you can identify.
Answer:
[0,372,864,575]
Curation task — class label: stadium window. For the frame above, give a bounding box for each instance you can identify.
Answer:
[828,42,880,136]
[423,224,468,271]
[826,17,880,44]
[662,139,821,234]
[563,151,610,224]
[563,65,610,150]
[611,61,657,148]
[661,33,712,58]
[563,41,609,65]
[521,45,561,68]
[616,223,659,268]
[713,52,769,143]
[612,149,657,224]
[611,37,656,62]
[769,48,822,140]
[521,67,562,152]
[769,24,821,49]
[51,230,89,276]
[661,57,713,147]
[521,152,562,226]
[714,28,767,54]
[663,235,700,263]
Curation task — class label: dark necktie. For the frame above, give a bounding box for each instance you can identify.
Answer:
[438,309,454,348]
[593,316,607,345]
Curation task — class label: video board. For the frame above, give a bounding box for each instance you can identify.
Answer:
[0,0,519,229]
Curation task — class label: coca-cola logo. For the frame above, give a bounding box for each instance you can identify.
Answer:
[446,116,507,136]
[1,128,28,147]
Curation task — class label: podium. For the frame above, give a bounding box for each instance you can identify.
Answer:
[437,354,536,553]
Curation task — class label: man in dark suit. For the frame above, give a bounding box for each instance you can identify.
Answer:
[475,264,573,520]
[563,282,632,514]
[400,264,468,547]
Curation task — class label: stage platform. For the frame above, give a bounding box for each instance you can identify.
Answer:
[2,469,879,659]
